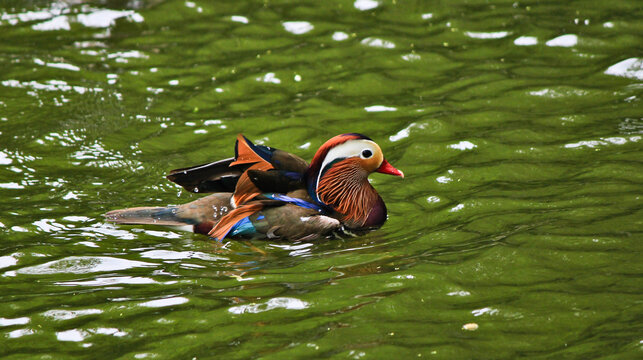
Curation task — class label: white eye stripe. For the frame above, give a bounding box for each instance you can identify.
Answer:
[319,140,377,173]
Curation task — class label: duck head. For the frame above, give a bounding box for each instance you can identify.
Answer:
[306,133,404,229]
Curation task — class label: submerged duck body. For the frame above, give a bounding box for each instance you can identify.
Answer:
[105,133,403,241]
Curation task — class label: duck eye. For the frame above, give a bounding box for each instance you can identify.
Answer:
[361,149,373,158]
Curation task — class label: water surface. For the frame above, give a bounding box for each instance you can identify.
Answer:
[1,0,641,358]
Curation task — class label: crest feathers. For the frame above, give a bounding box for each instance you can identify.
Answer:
[307,133,366,177]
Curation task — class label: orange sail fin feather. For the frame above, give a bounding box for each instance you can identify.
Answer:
[229,134,276,207]
[231,134,271,166]
[231,161,272,207]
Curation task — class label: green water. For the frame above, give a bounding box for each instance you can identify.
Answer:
[1,0,642,358]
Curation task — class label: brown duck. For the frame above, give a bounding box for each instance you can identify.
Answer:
[105,133,404,241]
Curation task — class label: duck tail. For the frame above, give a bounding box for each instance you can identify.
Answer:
[104,207,190,226]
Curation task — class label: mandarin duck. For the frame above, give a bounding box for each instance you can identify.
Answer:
[105,133,403,241]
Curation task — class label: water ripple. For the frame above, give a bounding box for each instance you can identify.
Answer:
[139,296,189,308]
[228,297,309,314]
[15,256,156,275]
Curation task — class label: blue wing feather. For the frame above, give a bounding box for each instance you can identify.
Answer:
[264,193,325,212]
[229,216,257,237]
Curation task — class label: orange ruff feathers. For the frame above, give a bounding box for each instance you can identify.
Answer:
[316,159,376,225]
